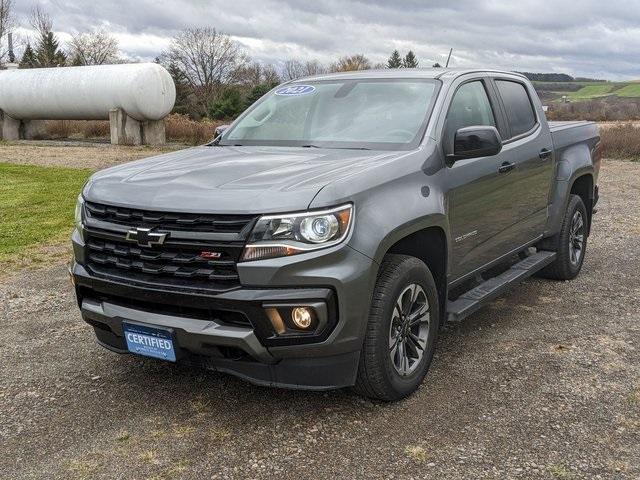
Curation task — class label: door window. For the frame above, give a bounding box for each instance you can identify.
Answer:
[495,80,537,138]
[444,81,496,152]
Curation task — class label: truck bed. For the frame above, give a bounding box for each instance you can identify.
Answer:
[548,120,599,151]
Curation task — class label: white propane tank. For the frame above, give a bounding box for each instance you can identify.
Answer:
[0,63,176,121]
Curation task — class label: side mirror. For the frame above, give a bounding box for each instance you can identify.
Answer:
[449,126,502,161]
[215,124,230,137]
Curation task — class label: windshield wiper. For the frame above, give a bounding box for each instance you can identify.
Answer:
[301,144,372,150]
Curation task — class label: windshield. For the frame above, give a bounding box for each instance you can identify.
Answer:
[219,79,440,150]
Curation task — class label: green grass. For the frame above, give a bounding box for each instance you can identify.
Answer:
[615,83,640,97]
[567,84,614,99]
[0,162,91,264]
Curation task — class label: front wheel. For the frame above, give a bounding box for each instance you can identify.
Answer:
[354,254,439,402]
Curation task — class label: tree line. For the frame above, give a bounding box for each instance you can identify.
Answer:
[1,3,430,121]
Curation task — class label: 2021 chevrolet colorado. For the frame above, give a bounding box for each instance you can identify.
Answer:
[71,69,601,401]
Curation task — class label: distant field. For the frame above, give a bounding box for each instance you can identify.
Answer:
[535,81,640,102]
[566,84,615,100]
[616,84,640,97]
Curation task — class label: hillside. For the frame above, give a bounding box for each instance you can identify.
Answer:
[533,81,640,102]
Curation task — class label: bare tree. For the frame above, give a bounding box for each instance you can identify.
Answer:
[69,30,120,65]
[281,59,305,81]
[234,61,281,88]
[164,27,248,114]
[330,54,371,73]
[281,58,327,81]
[0,0,14,62]
[29,5,52,42]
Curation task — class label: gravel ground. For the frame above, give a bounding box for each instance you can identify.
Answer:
[1,159,639,479]
[0,140,180,171]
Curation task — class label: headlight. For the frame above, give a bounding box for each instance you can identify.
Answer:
[74,195,84,232]
[241,204,353,261]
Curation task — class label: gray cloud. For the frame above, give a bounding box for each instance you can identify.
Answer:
[12,0,640,79]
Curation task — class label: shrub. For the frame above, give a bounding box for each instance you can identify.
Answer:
[46,120,109,139]
[44,116,221,145]
[600,123,640,160]
[164,114,221,145]
[547,98,640,122]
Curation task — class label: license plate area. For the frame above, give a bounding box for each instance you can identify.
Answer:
[123,322,176,362]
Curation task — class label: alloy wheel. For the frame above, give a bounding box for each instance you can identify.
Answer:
[388,284,431,376]
[569,210,585,266]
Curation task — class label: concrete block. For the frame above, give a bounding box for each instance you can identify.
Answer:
[23,120,48,140]
[142,119,166,146]
[109,108,142,145]
[109,109,123,144]
[124,116,142,146]
[1,112,21,140]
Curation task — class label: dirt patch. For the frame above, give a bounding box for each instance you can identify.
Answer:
[0,160,639,479]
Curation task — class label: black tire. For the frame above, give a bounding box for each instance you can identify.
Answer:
[353,254,439,402]
[538,194,588,280]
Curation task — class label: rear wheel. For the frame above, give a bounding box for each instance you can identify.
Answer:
[354,254,439,402]
[538,194,588,280]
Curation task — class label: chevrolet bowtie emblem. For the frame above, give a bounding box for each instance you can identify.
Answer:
[125,227,168,248]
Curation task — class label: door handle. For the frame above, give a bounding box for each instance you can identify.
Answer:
[539,148,553,160]
[498,162,515,174]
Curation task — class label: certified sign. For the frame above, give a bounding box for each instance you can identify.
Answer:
[274,85,316,96]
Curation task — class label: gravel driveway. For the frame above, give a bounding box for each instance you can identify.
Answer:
[1,159,638,479]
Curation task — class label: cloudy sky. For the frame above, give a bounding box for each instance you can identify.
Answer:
[12,0,640,80]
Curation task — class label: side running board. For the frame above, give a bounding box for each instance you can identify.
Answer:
[446,251,557,323]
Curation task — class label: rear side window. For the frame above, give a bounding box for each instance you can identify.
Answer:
[495,80,537,138]
[444,81,496,151]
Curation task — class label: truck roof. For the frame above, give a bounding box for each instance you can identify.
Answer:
[292,68,528,83]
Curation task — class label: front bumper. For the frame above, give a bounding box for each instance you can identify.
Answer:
[71,231,377,390]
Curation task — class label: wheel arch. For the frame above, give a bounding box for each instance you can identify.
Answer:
[383,226,448,328]
[570,173,594,234]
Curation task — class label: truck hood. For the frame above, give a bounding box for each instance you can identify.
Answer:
[84,146,400,214]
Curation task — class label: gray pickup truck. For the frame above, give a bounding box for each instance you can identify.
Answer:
[71,69,601,401]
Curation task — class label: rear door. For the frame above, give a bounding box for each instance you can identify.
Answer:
[489,77,555,244]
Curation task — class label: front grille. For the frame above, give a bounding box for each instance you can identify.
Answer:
[82,202,258,292]
[85,201,256,234]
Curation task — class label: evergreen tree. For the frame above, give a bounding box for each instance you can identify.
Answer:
[208,88,244,120]
[403,51,419,68]
[70,54,84,66]
[167,62,198,117]
[34,31,67,67]
[19,44,38,68]
[387,50,403,68]
[244,83,277,110]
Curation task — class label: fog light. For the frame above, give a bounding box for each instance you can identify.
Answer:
[292,307,313,329]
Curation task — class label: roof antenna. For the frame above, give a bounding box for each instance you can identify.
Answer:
[445,48,453,68]
[8,32,16,62]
